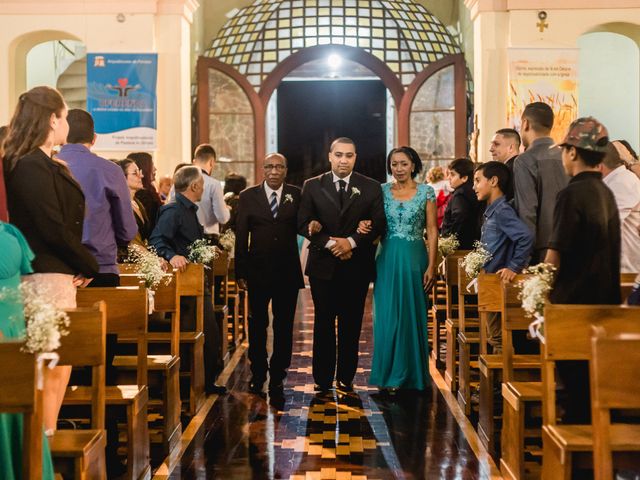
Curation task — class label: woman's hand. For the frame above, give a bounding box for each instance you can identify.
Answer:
[308,220,323,236]
[357,220,372,235]
[423,266,436,292]
[73,275,93,288]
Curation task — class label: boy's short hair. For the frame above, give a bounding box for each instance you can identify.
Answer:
[522,102,554,132]
[495,128,521,149]
[475,161,511,194]
[67,109,95,144]
[571,146,606,168]
[194,144,216,162]
[448,158,475,180]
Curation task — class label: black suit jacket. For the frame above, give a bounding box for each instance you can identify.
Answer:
[298,171,386,281]
[235,183,304,289]
[6,148,99,276]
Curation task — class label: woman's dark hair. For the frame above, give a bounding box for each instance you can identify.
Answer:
[475,161,511,194]
[448,158,475,180]
[116,158,135,177]
[3,86,66,173]
[386,146,423,179]
[224,172,247,195]
[127,152,161,202]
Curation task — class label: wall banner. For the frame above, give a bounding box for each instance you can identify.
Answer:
[507,48,578,143]
[87,53,157,150]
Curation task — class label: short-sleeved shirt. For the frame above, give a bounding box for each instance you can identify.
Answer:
[548,171,621,305]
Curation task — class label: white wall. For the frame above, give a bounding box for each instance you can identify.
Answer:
[578,31,639,151]
[26,40,85,89]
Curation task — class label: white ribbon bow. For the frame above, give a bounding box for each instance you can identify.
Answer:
[147,289,156,314]
[528,313,545,342]
[466,277,478,294]
[36,352,60,390]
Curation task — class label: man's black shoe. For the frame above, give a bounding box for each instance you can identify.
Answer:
[336,381,353,393]
[206,384,228,395]
[314,383,332,393]
[249,381,265,394]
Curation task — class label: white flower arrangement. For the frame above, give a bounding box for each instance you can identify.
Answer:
[188,238,219,265]
[219,230,236,258]
[284,193,294,204]
[518,263,556,320]
[126,244,169,291]
[438,234,460,258]
[20,283,70,354]
[350,187,361,198]
[461,241,492,280]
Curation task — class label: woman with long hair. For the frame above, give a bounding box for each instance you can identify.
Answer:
[127,151,163,231]
[3,86,99,440]
[116,158,151,247]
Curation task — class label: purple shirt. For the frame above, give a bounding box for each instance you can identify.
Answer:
[59,144,137,274]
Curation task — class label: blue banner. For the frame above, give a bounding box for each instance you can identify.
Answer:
[87,53,157,150]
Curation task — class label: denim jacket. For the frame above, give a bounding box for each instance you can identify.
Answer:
[481,196,534,273]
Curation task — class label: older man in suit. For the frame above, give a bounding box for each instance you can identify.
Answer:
[235,153,304,394]
[298,137,386,393]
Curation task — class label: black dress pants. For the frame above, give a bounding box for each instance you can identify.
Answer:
[309,268,370,387]
[247,282,299,384]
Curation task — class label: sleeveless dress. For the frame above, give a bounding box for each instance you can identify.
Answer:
[0,222,55,480]
[369,183,435,390]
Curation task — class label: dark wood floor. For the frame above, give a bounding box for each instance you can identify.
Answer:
[164,288,492,479]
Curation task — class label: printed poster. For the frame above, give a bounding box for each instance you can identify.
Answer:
[87,53,157,150]
[507,48,578,143]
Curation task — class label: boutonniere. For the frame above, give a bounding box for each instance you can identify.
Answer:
[284,193,293,204]
[350,187,361,198]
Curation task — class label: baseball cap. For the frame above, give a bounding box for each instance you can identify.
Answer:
[555,116,609,152]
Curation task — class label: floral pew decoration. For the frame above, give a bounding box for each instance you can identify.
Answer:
[518,263,556,341]
[126,244,171,312]
[460,241,492,293]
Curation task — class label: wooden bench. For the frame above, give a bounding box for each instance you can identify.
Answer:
[75,287,150,479]
[499,279,543,480]
[0,342,43,480]
[106,282,181,456]
[52,303,107,480]
[443,250,469,391]
[541,304,640,480]
[429,252,447,368]
[212,251,230,360]
[227,256,243,348]
[120,264,206,416]
[590,330,640,480]
[457,258,481,415]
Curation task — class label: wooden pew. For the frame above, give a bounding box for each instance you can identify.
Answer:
[51,303,107,480]
[499,279,543,480]
[226,256,242,348]
[75,287,150,480]
[0,342,42,480]
[106,282,181,455]
[590,331,640,480]
[541,304,640,480]
[457,257,481,415]
[443,250,469,391]
[120,264,206,416]
[429,252,447,367]
[212,251,230,360]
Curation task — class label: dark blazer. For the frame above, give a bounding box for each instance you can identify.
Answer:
[298,171,386,281]
[235,183,304,289]
[440,180,481,250]
[6,148,99,276]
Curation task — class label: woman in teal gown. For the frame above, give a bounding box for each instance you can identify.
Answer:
[0,222,55,479]
[369,147,438,391]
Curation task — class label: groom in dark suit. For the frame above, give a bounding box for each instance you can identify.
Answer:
[235,153,304,394]
[298,137,386,392]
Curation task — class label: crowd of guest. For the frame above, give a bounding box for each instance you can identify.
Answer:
[1,85,639,479]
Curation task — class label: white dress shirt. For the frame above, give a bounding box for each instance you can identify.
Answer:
[326,172,356,250]
[263,182,284,205]
[603,165,640,273]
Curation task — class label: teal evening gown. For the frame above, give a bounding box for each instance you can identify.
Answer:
[369,183,435,390]
[0,222,55,480]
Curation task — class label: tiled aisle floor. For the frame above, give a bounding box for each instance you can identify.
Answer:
[166,288,493,479]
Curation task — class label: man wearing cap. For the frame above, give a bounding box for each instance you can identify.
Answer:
[545,116,621,424]
[514,102,569,263]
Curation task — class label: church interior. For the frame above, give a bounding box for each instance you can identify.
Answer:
[1,0,640,479]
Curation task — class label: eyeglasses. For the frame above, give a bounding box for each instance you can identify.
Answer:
[263,164,286,171]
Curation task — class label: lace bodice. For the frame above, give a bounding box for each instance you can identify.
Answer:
[383,183,435,241]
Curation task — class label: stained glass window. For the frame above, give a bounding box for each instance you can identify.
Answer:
[206,0,462,90]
